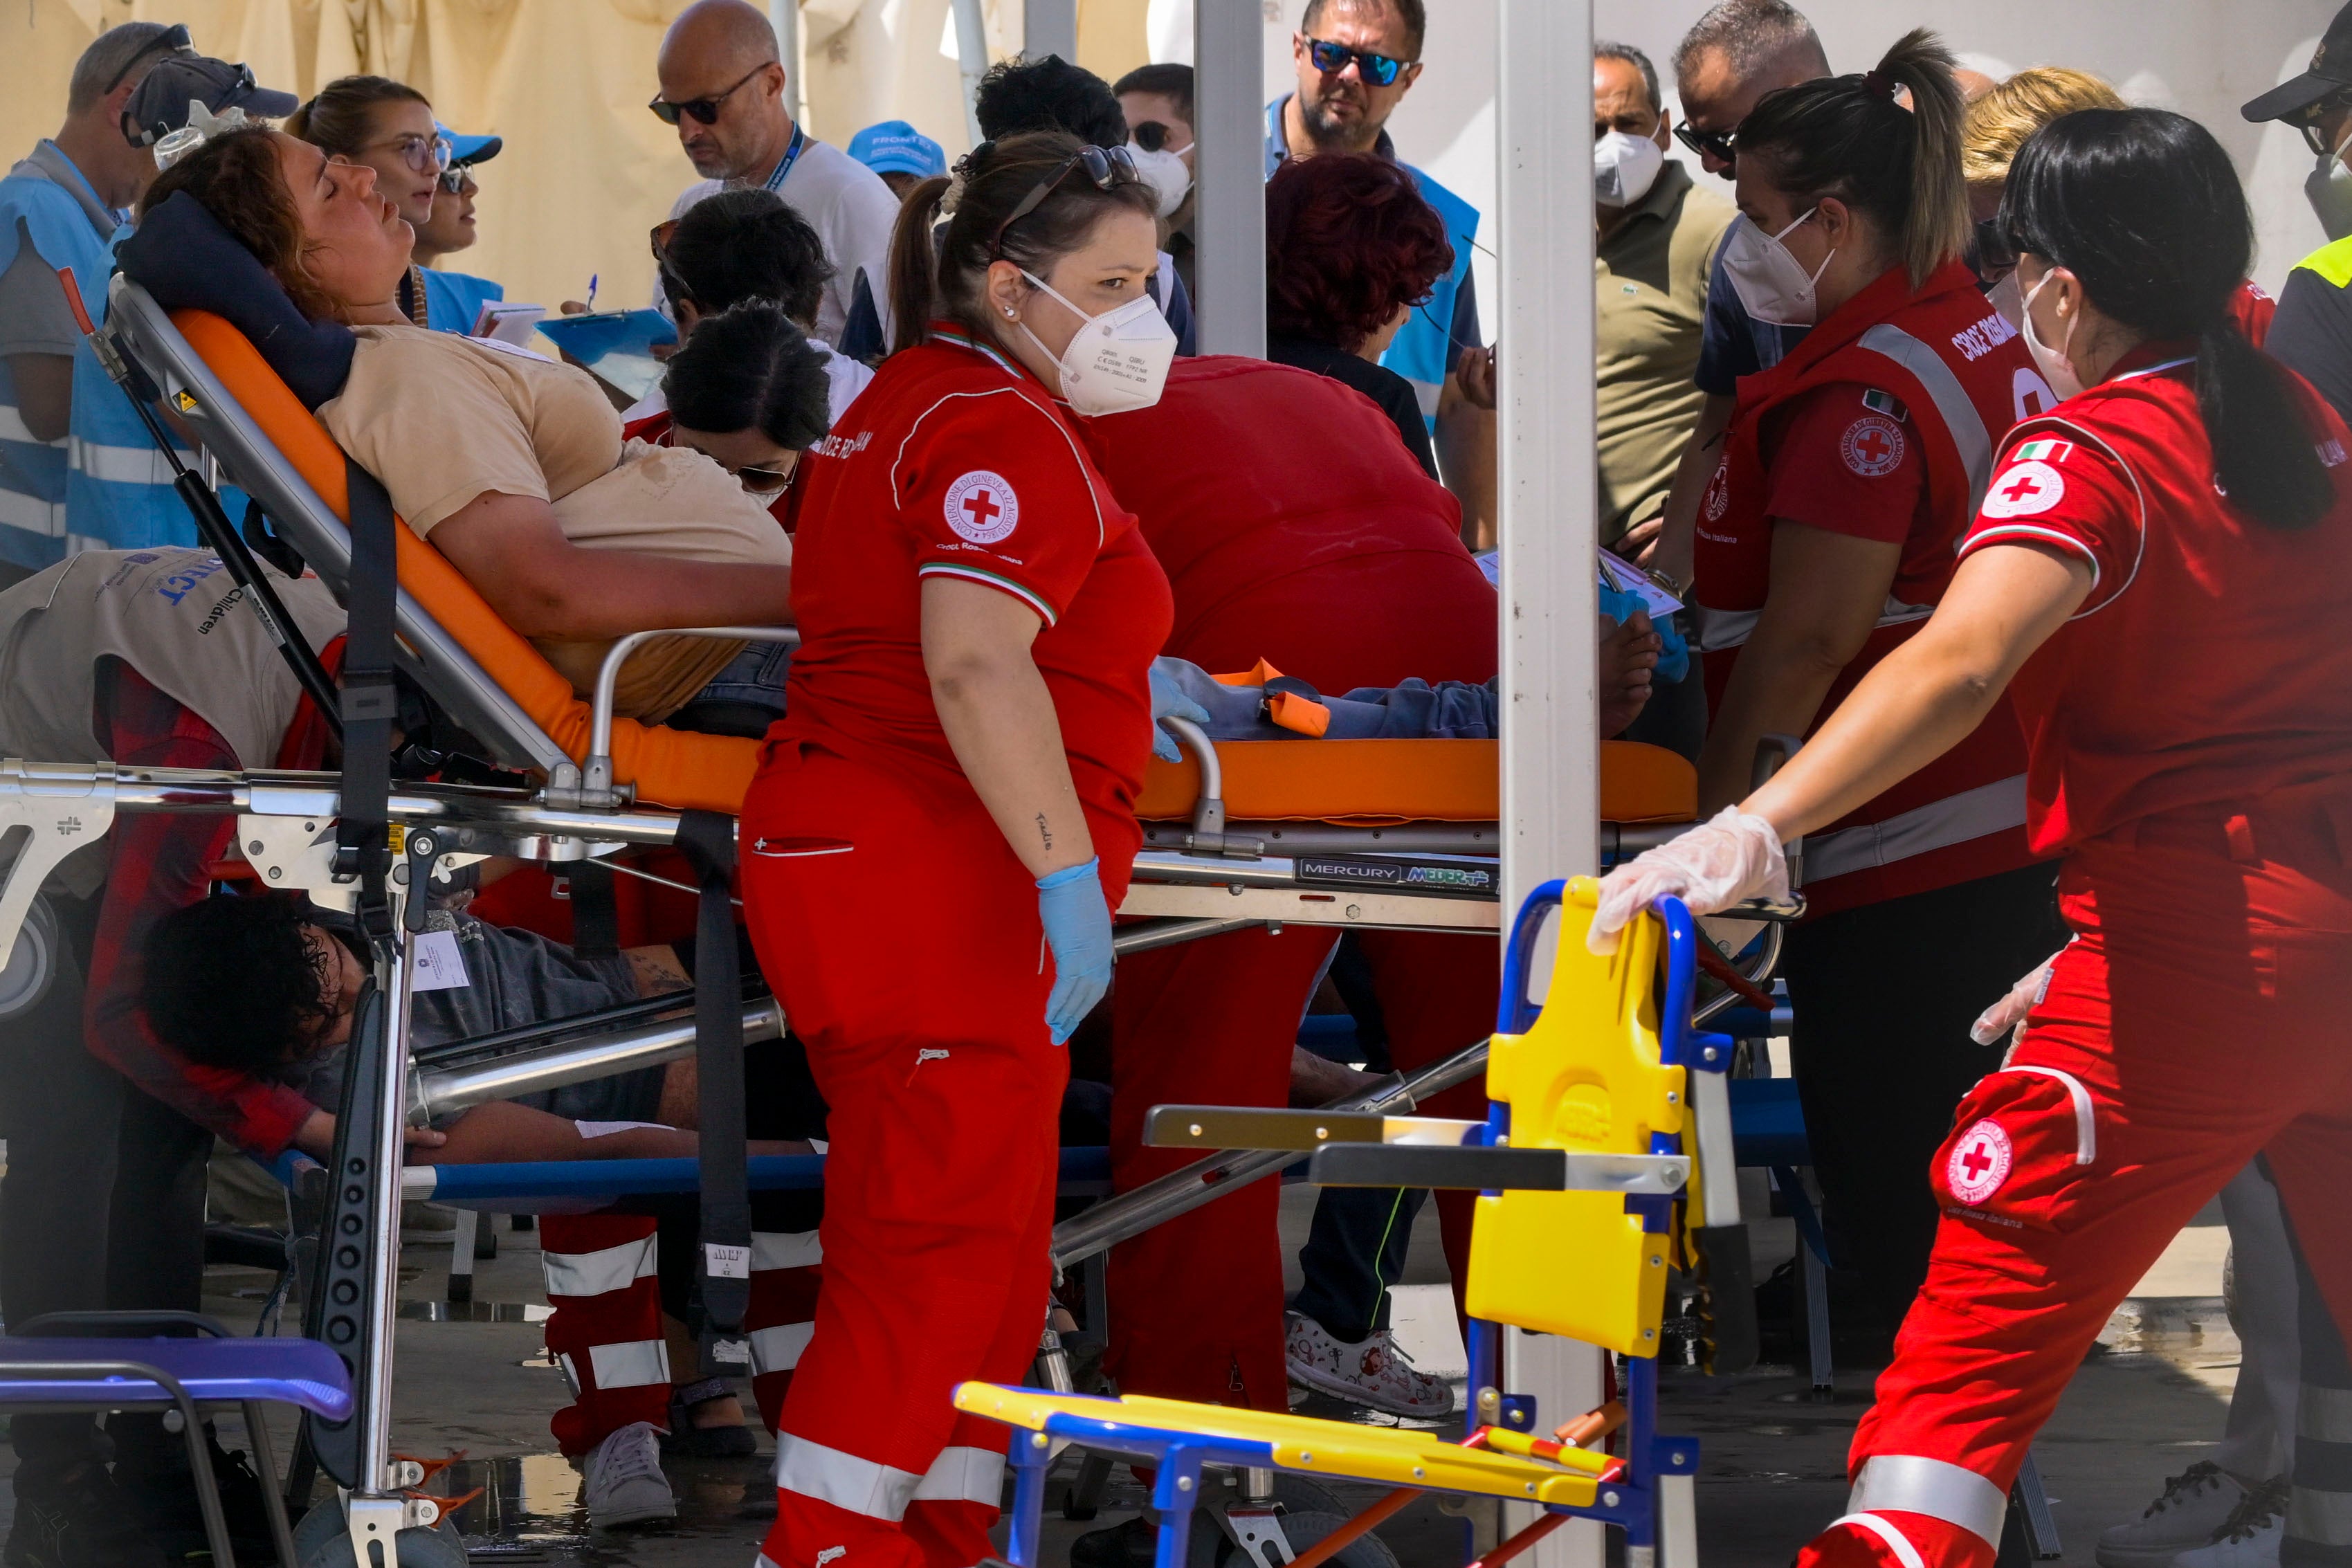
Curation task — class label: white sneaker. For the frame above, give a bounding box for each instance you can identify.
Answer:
[2173,1479,2288,1568]
[578,1420,677,1528]
[1284,1311,1454,1420]
[2097,1464,2247,1568]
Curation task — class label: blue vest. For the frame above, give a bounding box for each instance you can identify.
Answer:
[419,268,504,335]
[1263,98,1481,428]
[0,153,111,569]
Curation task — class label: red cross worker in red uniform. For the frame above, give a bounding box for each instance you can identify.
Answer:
[1686,33,2071,1336]
[1078,356,1499,1418]
[739,132,1174,1568]
[1596,107,2352,1568]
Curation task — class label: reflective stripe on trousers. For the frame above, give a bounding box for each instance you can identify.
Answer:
[543,1232,659,1299]
[1848,1454,2009,1548]
[773,1435,1008,1522]
[1800,776,2028,885]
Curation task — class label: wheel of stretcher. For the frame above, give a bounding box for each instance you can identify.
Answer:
[291,1499,467,1568]
[0,892,58,1021]
[1265,1475,1345,1520]
[1266,1509,1403,1568]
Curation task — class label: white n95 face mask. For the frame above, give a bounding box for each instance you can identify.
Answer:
[1594,130,1664,209]
[1720,208,1834,327]
[1128,141,1193,219]
[1017,270,1177,416]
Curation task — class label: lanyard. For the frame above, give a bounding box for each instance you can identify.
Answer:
[762,123,808,194]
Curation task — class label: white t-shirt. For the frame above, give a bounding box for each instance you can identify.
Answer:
[665,134,900,353]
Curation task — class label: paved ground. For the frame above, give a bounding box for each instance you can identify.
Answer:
[0,1176,2239,1568]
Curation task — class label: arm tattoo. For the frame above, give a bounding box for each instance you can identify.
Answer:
[1037,813,1054,852]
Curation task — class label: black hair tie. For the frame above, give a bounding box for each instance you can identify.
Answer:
[1862,69,1897,101]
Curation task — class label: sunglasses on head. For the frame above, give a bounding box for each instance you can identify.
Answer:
[1306,37,1410,88]
[106,22,192,93]
[1672,120,1738,164]
[648,64,767,126]
[989,144,1139,257]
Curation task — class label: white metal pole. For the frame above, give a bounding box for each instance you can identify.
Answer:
[1191,0,1265,357]
[1497,0,1601,1560]
[767,1,805,126]
[951,0,990,150]
[1025,0,1079,63]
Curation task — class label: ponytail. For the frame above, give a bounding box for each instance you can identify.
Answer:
[887,174,952,356]
[884,131,1158,358]
[1737,28,1969,289]
[2005,107,2331,531]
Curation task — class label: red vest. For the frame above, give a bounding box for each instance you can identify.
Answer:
[1695,262,2051,913]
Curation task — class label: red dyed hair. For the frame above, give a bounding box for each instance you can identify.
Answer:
[1265,152,1453,354]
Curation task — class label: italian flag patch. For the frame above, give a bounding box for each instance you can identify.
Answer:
[2010,438,2075,464]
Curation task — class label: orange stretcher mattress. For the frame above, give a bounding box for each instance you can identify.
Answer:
[182,312,1698,829]
[1134,739,1695,826]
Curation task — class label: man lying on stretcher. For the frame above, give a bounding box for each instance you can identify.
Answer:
[138,890,815,1166]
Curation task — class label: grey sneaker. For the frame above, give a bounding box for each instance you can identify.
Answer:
[578,1421,677,1529]
[1284,1311,1454,1419]
[2095,1463,2245,1568]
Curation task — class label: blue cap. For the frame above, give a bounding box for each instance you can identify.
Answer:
[848,120,946,181]
[436,122,502,167]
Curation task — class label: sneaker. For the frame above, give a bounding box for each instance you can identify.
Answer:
[2173,1478,2289,1568]
[1285,1311,1455,1420]
[5,1463,167,1568]
[578,1421,677,1528]
[659,1379,757,1459]
[2096,1464,2248,1568]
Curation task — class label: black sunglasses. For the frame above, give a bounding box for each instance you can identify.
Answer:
[989,144,1139,257]
[649,64,767,126]
[1672,120,1738,164]
[1306,37,1410,89]
[2292,90,2352,156]
[1968,217,2021,282]
[106,22,191,93]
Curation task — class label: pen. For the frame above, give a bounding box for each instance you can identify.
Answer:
[585,273,598,312]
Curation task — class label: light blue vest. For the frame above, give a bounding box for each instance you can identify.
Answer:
[1263,98,1481,428]
[419,268,504,335]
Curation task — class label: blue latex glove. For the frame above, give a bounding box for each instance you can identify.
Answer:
[1148,657,1214,762]
[1037,857,1113,1045]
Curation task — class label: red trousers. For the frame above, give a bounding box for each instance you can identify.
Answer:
[537,1212,822,1454]
[1105,928,1496,1407]
[742,744,1119,1568]
[1801,793,2352,1568]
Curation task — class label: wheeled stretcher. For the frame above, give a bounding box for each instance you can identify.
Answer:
[0,277,1789,1558]
[965,883,1736,1568]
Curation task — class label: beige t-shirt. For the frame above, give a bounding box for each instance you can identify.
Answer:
[318,326,792,720]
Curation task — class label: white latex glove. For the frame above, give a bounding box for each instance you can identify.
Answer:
[1587,806,1788,954]
[1969,949,2061,1047]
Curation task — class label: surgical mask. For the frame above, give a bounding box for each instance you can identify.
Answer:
[1719,208,1834,327]
[1015,269,1176,416]
[1594,130,1664,209]
[1128,141,1192,219]
[1987,271,2025,331]
[2310,119,2352,242]
[2018,271,2084,403]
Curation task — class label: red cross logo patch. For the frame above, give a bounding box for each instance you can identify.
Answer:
[944,470,1019,545]
[1980,459,2066,519]
[1947,1118,2014,1205]
[1839,414,1906,477]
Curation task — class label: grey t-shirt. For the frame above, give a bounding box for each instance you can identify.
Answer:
[0,219,78,360]
[294,908,672,1126]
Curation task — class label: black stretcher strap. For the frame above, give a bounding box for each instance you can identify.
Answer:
[675,810,752,1375]
[338,462,400,942]
[567,860,620,959]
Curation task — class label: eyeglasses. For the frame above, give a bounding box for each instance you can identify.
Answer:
[1305,37,1410,88]
[649,65,769,127]
[363,133,454,176]
[988,144,1139,257]
[435,164,477,195]
[2292,91,2352,156]
[649,219,691,301]
[1672,120,1738,164]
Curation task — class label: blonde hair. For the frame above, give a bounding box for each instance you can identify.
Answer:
[1962,67,2126,190]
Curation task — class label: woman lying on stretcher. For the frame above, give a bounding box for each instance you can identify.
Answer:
[136,127,826,727]
[136,891,817,1167]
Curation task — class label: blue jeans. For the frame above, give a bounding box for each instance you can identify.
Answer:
[668,639,793,738]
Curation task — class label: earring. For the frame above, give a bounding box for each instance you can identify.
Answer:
[1003,307,1017,318]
